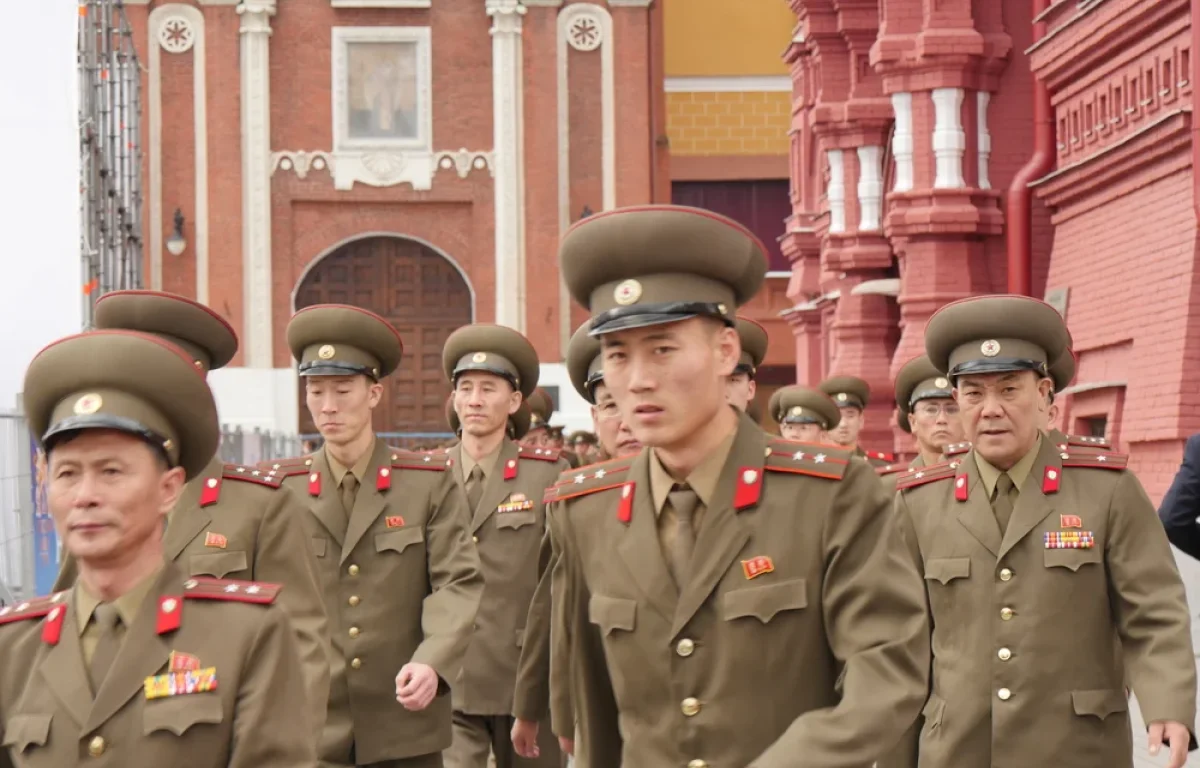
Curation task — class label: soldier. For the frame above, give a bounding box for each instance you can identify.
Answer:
[522,390,554,449]
[51,289,331,736]
[546,204,929,766]
[440,324,568,768]
[819,375,895,466]
[877,355,965,483]
[727,316,767,415]
[767,385,840,442]
[567,431,600,466]
[271,304,484,768]
[888,295,1196,768]
[447,392,534,446]
[2,329,316,766]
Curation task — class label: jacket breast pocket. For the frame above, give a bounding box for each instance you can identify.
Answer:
[2,713,51,754]
[923,557,971,617]
[375,526,424,555]
[143,694,224,736]
[588,595,636,637]
[722,578,808,624]
[496,511,537,530]
[187,550,248,579]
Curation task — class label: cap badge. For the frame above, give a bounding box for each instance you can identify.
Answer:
[980,339,1001,357]
[836,393,848,402]
[789,406,804,417]
[73,393,103,415]
[613,279,642,306]
[318,344,336,360]
[472,352,487,363]
[935,377,949,388]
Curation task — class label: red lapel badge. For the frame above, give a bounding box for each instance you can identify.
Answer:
[1060,514,1082,529]
[504,459,518,481]
[377,466,392,492]
[734,467,763,510]
[1042,466,1061,494]
[308,471,321,497]
[199,477,221,507]
[741,555,774,580]
[617,482,634,524]
[156,595,183,635]
[385,515,405,528]
[954,473,969,502]
[204,532,227,549]
[169,651,201,672]
[41,604,65,645]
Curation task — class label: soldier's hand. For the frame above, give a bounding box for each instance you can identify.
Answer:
[395,663,439,711]
[511,718,540,758]
[1148,720,1191,768]
[558,736,575,756]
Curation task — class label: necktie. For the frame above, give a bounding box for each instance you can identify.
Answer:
[339,473,359,520]
[666,483,700,587]
[89,603,123,692]
[467,465,485,512]
[992,473,1015,533]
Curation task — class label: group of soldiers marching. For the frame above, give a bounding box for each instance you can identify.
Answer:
[0,203,1195,768]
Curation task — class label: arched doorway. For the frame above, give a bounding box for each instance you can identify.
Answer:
[294,235,473,436]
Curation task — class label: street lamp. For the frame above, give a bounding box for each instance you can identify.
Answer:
[165,209,187,256]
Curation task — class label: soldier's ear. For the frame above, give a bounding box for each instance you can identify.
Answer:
[714,324,740,377]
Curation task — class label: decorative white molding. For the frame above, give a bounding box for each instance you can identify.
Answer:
[931,87,966,189]
[977,91,992,190]
[826,149,845,234]
[147,5,209,303]
[890,92,914,192]
[270,149,495,185]
[664,75,793,93]
[158,16,196,54]
[331,0,430,7]
[520,0,564,6]
[239,0,276,368]
[856,145,883,231]
[557,3,616,348]
[607,0,653,6]
[435,149,495,179]
[272,151,335,180]
[566,10,604,51]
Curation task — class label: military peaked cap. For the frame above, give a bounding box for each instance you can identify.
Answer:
[894,355,954,434]
[768,385,841,430]
[819,376,871,410]
[567,320,604,404]
[443,324,540,399]
[925,295,1070,382]
[734,316,768,378]
[95,289,238,374]
[287,304,404,380]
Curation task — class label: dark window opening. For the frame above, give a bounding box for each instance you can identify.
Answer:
[671,180,792,272]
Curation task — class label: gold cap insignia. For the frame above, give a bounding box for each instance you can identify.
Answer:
[318,344,336,360]
[935,377,949,388]
[980,340,1001,357]
[613,279,642,306]
[717,303,728,315]
[472,352,487,363]
[73,393,103,415]
[789,406,804,417]
[836,392,848,402]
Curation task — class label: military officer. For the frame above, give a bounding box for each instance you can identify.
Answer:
[877,355,965,483]
[51,289,331,736]
[522,390,554,449]
[1,329,316,766]
[447,392,535,444]
[727,316,767,415]
[546,204,929,767]
[269,304,484,768]
[886,295,1196,768]
[819,375,895,466]
[767,385,840,442]
[440,324,567,768]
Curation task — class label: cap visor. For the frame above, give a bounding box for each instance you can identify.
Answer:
[588,312,699,337]
[43,414,168,452]
[950,359,1045,379]
[299,362,376,378]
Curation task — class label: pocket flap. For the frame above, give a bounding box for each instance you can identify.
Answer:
[722,578,808,623]
[2,714,51,751]
[144,694,224,736]
[311,536,327,558]
[375,526,424,554]
[1045,547,1101,571]
[1071,689,1128,720]
[588,595,637,635]
[496,511,537,530]
[924,557,971,584]
[187,550,248,579]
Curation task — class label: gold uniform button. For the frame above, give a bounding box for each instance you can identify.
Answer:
[997,687,1012,701]
[88,736,106,757]
[473,536,479,544]
[999,568,1013,582]
[348,564,360,577]
[1000,607,1014,620]
[349,627,360,639]
[688,761,708,768]
[998,647,1012,661]
[351,658,362,669]
[348,595,360,607]
[676,638,695,657]
[681,697,701,717]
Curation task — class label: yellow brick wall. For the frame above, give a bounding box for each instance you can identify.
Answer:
[666,92,791,156]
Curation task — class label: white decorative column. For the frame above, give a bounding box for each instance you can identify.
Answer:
[488,0,527,332]
[238,0,276,367]
[856,145,883,231]
[977,91,992,190]
[931,87,965,189]
[890,92,913,192]
[827,149,846,234]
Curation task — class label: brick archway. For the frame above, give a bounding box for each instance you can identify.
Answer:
[294,235,473,435]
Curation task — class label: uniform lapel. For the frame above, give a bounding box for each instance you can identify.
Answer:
[997,440,1058,560]
[615,450,678,624]
[162,457,217,561]
[308,451,346,547]
[84,567,175,733]
[471,440,518,532]
[38,597,90,727]
[955,454,1003,556]
[341,440,393,561]
[670,420,757,638]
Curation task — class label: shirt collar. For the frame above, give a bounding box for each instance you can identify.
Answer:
[327,438,377,486]
[460,441,505,482]
[649,428,738,516]
[75,566,163,635]
[975,435,1043,498]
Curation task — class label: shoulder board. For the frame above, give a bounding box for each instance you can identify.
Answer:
[544,457,636,504]
[896,461,960,491]
[519,445,561,463]
[1058,434,1112,451]
[943,441,972,457]
[1060,450,1127,471]
[764,438,851,481]
[875,463,908,477]
[390,449,450,471]
[0,593,69,626]
[863,449,895,461]
[258,456,315,476]
[221,464,284,489]
[183,577,280,605]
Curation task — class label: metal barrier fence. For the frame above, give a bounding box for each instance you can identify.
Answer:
[218,425,305,466]
[0,410,33,604]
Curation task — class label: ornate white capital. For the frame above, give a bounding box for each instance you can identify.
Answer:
[237,0,276,33]
[487,0,526,35]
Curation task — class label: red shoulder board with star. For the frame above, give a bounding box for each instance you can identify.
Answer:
[1060,451,1127,471]
[864,449,895,462]
[0,593,69,627]
[519,445,561,463]
[258,457,316,478]
[221,464,284,489]
[544,457,636,504]
[942,441,972,457]
[183,577,281,605]
[876,463,908,477]
[390,449,450,472]
[1056,434,1112,452]
[763,439,851,481]
[896,461,959,491]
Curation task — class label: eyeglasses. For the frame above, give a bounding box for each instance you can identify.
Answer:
[914,402,960,418]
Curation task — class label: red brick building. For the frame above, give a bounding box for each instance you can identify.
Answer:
[781,0,1196,499]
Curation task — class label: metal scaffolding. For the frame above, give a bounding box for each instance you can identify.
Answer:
[78,0,143,328]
